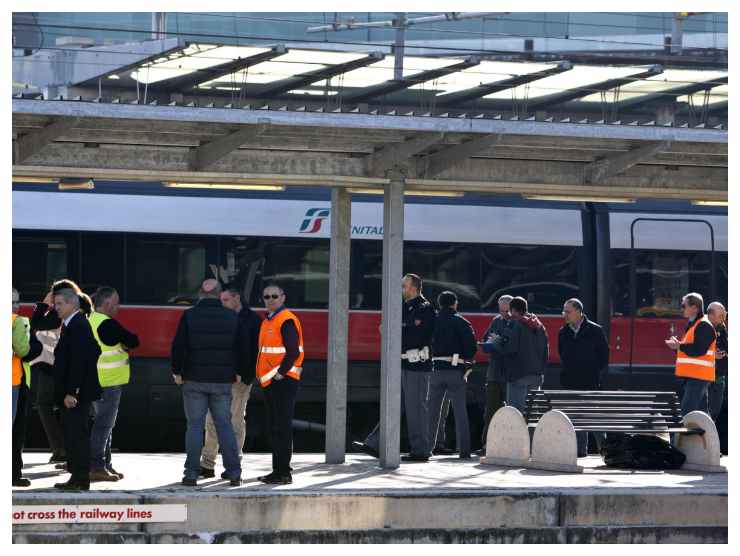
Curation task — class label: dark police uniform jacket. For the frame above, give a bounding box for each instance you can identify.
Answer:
[402,295,436,371]
[432,307,478,371]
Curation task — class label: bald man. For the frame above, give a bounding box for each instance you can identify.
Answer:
[171,279,241,486]
[707,302,727,421]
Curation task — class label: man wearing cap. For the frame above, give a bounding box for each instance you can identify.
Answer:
[171,279,241,487]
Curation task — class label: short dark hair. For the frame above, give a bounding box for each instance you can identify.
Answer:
[437,290,457,308]
[565,298,584,313]
[509,296,528,315]
[263,283,284,294]
[78,292,93,316]
[94,286,118,308]
[403,273,423,292]
[223,282,241,297]
[683,292,704,314]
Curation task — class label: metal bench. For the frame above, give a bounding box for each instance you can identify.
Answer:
[481,389,724,473]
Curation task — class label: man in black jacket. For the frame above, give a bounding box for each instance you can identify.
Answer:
[707,302,727,421]
[558,298,609,457]
[199,283,262,478]
[428,291,478,459]
[486,297,548,414]
[172,279,241,486]
[52,288,102,490]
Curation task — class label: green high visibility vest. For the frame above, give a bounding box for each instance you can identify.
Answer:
[88,311,130,387]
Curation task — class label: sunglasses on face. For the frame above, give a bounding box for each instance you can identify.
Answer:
[263,294,281,300]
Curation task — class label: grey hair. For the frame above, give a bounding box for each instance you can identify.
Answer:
[498,295,513,304]
[682,292,704,314]
[55,288,80,307]
[12,288,20,311]
[708,301,726,318]
[565,298,584,312]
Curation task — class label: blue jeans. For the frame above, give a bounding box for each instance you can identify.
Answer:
[182,381,241,480]
[12,386,19,424]
[577,431,607,457]
[506,375,543,414]
[681,378,710,416]
[90,386,122,471]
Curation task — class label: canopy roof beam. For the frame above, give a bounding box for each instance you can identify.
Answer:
[14,117,80,164]
[584,140,671,184]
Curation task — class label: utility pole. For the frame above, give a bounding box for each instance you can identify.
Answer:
[152,12,167,40]
[393,13,406,80]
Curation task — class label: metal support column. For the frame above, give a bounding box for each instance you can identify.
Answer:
[325,187,352,464]
[379,176,405,469]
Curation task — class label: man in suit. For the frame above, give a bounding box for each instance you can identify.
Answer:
[52,287,102,490]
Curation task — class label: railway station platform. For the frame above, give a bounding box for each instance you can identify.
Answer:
[13,451,728,543]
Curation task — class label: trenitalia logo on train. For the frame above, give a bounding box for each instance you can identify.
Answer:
[299,207,383,236]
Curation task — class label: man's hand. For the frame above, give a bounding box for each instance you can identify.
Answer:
[716,350,727,360]
[63,394,78,409]
[43,291,54,306]
[173,374,184,385]
[273,373,284,381]
[665,337,681,350]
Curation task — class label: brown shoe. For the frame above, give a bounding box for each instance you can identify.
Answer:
[89,468,120,482]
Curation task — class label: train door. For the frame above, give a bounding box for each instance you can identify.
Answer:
[627,218,715,386]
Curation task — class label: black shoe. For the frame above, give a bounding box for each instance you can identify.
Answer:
[55,463,67,470]
[352,440,379,458]
[182,477,197,487]
[12,477,31,487]
[433,447,455,455]
[459,454,472,460]
[199,467,215,478]
[401,454,430,463]
[54,481,89,491]
[473,448,485,456]
[261,473,292,485]
[229,478,242,486]
[107,467,124,480]
[49,454,66,464]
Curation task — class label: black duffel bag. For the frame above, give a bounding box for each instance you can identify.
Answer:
[600,433,686,470]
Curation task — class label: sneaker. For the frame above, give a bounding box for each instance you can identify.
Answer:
[351,440,379,458]
[12,477,31,487]
[260,473,292,485]
[182,477,197,487]
[107,467,124,480]
[49,454,66,464]
[89,468,120,482]
[199,467,215,478]
[401,454,430,463]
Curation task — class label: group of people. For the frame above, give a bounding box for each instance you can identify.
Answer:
[12,280,138,488]
[11,272,728,489]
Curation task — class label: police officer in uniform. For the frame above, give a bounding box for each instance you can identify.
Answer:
[428,291,477,459]
[357,274,436,462]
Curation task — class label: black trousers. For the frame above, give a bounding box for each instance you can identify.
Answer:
[12,384,30,480]
[62,401,92,486]
[35,371,66,458]
[481,381,505,445]
[263,378,299,475]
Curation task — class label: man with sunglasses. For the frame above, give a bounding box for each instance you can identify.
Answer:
[665,292,717,417]
[256,284,304,484]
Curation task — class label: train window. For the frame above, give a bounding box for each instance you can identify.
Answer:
[405,242,481,312]
[258,238,329,309]
[126,236,208,305]
[350,239,382,310]
[80,233,125,297]
[221,237,266,306]
[633,250,712,318]
[611,250,631,317]
[479,245,580,315]
[716,252,728,308]
[12,235,70,302]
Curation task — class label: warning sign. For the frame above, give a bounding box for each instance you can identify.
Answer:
[12,504,187,524]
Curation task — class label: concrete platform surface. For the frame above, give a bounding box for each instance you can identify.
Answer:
[13,451,729,494]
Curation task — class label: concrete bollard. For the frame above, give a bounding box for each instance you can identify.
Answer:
[529,410,583,473]
[480,406,530,468]
[677,411,726,473]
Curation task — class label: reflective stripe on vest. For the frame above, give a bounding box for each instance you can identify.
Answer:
[256,309,305,388]
[675,315,716,382]
[88,311,130,387]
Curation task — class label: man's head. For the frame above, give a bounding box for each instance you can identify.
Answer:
[262,283,285,313]
[509,296,528,318]
[94,286,120,318]
[199,278,222,300]
[498,295,513,318]
[54,288,80,321]
[12,287,20,314]
[221,283,243,312]
[682,292,704,320]
[563,298,584,326]
[52,278,81,295]
[402,274,422,301]
[437,290,458,311]
[707,301,726,326]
